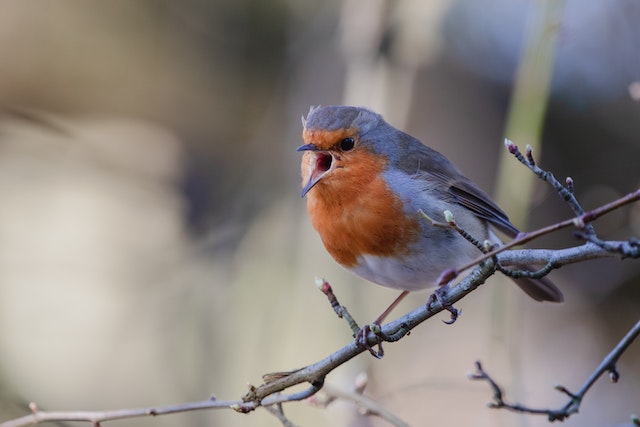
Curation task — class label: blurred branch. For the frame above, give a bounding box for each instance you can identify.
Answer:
[1,235,634,426]
[491,1,566,415]
[1,142,639,426]
[1,107,72,136]
[1,224,636,426]
[496,0,565,224]
[308,373,411,427]
[470,319,640,422]
[264,404,298,427]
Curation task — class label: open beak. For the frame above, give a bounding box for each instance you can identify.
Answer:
[297,143,334,197]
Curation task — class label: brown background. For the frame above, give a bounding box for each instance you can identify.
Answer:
[0,1,638,426]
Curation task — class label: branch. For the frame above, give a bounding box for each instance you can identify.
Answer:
[2,399,246,427]
[439,141,640,285]
[470,319,640,421]
[2,142,639,426]
[308,373,410,427]
[4,238,629,427]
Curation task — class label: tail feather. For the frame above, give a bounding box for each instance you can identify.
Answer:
[487,229,564,303]
[511,270,564,302]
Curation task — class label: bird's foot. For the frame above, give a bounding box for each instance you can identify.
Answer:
[428,285,461,325]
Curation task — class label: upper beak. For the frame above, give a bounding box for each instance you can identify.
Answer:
[296,143,319,152]
[298,143,333,197]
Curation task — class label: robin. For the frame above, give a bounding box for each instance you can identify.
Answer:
[298,105,563,315]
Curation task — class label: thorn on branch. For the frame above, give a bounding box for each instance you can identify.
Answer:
[316,278,385,359]
[316,277,341,317]
[504,140,598,237]
[262,371,294,384]
[565,177,574,193]
[553,384,577,400]
[525,144,535,166]
[353,372,368,394]
[609,366,620,383]
[316,277,361,335]
[504,138,518,155]
[230,403,252,414]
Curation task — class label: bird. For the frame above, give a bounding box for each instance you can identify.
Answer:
[298,105,563,310]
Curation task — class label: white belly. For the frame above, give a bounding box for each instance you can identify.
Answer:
[351,240,482,292]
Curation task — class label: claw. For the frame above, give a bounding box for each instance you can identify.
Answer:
[428,285,461,325]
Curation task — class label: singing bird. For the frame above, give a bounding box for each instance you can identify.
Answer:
[298,105,563,304]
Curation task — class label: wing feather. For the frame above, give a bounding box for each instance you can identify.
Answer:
[391,134,519,237]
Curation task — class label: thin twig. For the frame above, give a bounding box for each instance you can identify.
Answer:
[0,229,636,427]
[441,141,639,285]
[264,404,298,427]
[2,142,639,426]
[505,140,594,233]
[444,187,640,285]
[307,373,410,427]
[471,319,640,421]
[316,277,361,336]
[317,384,411,427]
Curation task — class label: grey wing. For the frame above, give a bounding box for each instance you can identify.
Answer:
[395,136,520,237]
[446,178,519,237]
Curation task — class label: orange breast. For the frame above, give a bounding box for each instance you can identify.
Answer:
[305,150,420,268]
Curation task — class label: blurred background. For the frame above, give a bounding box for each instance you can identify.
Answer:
[0,1,639,426]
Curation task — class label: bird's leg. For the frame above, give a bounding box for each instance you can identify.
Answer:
[356,290,410,358]
[373,290,410,325]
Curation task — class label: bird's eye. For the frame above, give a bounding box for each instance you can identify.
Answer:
[339,137,355,151]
